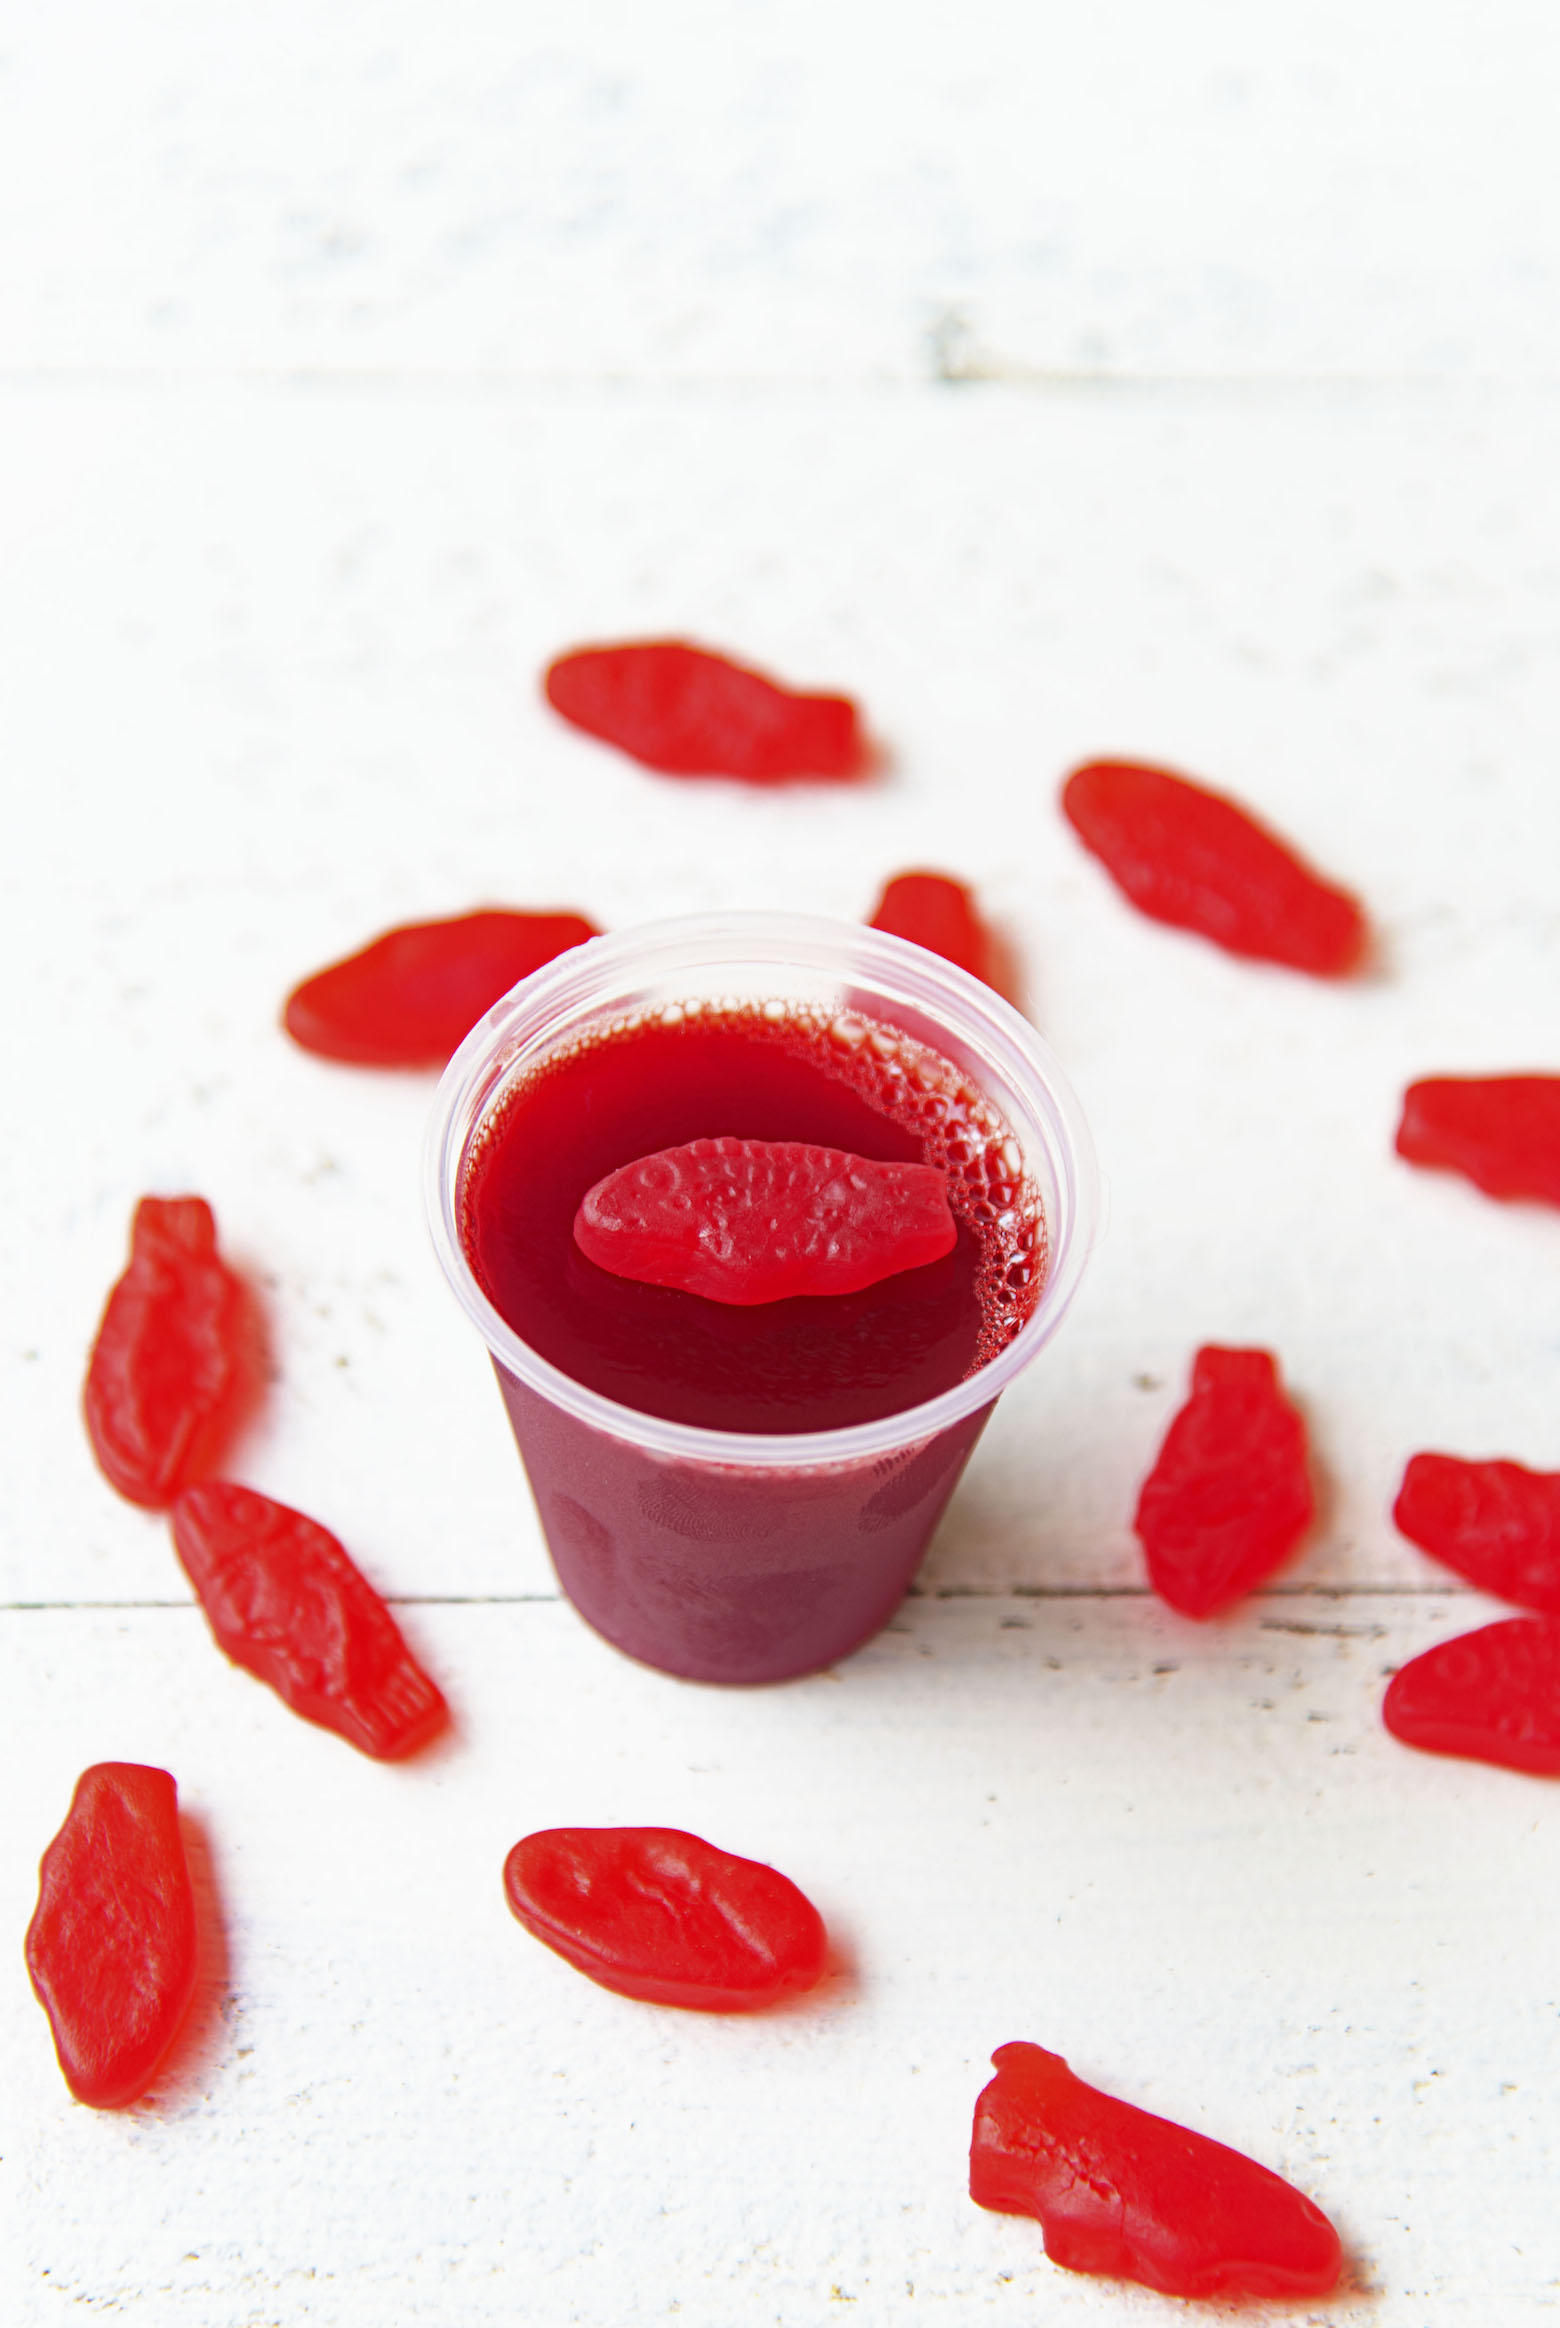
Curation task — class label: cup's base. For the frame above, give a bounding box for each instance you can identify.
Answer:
[493,1360,993,1688]
[555,1583,916,1688]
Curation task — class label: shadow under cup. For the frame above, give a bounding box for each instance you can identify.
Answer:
[425,914,1098,1686]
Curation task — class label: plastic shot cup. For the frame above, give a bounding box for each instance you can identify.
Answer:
[425,913,1098,1685]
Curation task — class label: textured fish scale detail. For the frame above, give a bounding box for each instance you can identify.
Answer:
[82,1196,249,1508]
[574,1136,956,1305]
[171,1484,447,1759]
[970,2042,1341,2300]
[1394,1454,1560,1611]
[1133,1347,1314,1617]
[25,1764,199,2108]
[1384,1616,1560,1772]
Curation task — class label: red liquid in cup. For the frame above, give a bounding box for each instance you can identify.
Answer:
[458,1004,1045,1682]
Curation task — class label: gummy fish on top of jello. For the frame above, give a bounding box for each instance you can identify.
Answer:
[425,913,1097,1686]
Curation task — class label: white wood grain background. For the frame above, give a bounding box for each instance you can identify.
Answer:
[4,5,1560,2322]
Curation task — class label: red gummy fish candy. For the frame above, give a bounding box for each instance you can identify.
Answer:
[544,640,865,781]
[575,1137,956,1305]
[970,2042,1342,2300]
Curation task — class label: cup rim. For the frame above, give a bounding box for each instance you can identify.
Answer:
[424,910,1099,1469]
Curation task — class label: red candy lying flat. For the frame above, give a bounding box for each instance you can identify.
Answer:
[26,1764,199,2108]
[1134,1347,1314,1617]
[171,1483,448,1758]
[83,1196,254,1509]
[970,2043,1342,2300]
[574,1136,956,1306]
[283,908,600,1067]
[1383,1616,1560,1774]
[1394,1454,1560,1612]
[503,1827,828,2010]
[544,640,865,781]
[868,870,999,987]
[1395,1075,1560,1210]
[1062,759,1366,975]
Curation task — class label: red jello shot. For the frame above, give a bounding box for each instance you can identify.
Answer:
[425,915,1098,1684]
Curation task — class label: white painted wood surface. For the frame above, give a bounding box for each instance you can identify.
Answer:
[5,6,1560,2321]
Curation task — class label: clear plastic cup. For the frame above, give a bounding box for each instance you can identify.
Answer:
[425,913,1098,1685]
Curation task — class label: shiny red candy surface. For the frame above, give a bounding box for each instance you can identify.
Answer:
[970,2043,1342,2300]
[503,1827,828,2010]
[1383,1616,1560,1774]
[462,1004,1039,1434]
[544,640,865,781]
[26,1764,199,2109]
[1062,759,1365,975]
[868,871,998,987]
[1134,1347,1313,1617]
[283,908,600,1067]
[171,1483,448,1759]
[82,1195,253,1510]
[574,1136,957,1305]
[1393,1453,1560,1612]
[1395,1075,1560,1210]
